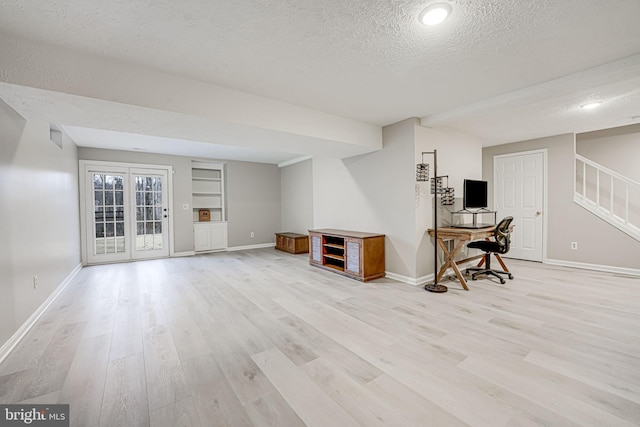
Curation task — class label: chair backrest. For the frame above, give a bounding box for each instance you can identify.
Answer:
[494,216,513,254]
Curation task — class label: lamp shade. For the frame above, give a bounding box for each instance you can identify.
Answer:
[416,163,429,181]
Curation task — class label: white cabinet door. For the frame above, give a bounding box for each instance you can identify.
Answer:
[194,222,227,252]
[194,223,212,251]
[210,222,228,250]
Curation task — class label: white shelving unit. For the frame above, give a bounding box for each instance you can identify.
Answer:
[192,161,227,251]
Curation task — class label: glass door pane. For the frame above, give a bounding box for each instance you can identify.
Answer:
[86,169,130,264]
[131,169,169,259]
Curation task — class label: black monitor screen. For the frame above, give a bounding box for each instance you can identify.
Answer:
[463,179,488,209]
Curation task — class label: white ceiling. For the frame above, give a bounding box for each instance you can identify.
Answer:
[1,0,640,162]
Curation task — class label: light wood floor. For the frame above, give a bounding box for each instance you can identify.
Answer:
[1,249,640,426]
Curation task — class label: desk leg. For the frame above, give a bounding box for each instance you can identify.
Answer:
[436,239,469,291]
[435,239,452,282]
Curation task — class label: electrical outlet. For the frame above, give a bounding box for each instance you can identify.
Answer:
[33,275,38,289]
[183,203,189,210]
[250,232,255,238]
[570,241,578,250]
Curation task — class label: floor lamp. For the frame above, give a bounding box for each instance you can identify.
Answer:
[417,150,448,293]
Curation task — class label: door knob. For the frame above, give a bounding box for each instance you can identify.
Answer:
[536,211,542,216]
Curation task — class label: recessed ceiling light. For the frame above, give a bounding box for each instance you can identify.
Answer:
[580,102,602,110]
[419,3,452,26]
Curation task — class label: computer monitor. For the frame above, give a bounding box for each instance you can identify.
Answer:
[463,179,488,209]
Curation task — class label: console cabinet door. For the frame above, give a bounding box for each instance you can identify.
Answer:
[310,234,322,263]
[345,238,361,275]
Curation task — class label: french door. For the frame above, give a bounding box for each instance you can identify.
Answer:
[130,169,169,260]
[84,164,170,264]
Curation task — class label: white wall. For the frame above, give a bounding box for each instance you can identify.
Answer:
[77,148,195,253]
[77,148,282,251]
[226,160,281,247]
[414,125,483,279]
[0,99,81,346]
[310,119,484,282]
[483,133,640,270]
[312,119,416,278]
[576,123,640,182]
[280,159,314,234]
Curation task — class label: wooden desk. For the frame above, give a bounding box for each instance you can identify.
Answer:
[427,226,511,290]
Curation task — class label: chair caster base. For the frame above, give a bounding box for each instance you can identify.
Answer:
[465,266,513,285]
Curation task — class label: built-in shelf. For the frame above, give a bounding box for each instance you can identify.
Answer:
[192,161,227,250]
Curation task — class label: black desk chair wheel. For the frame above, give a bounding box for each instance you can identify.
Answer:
[465,216,514,284]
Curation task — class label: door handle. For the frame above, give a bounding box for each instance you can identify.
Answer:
[536,211,542,216]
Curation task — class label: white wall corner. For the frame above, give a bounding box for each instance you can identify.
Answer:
[385,271,434,286]
[0,263,83,366]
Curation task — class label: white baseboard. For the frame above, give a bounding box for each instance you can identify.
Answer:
[172,251,196,257]
[385,271,433,286]
[226,243,276,252]
[386,260,482,287]
[544,258,640,277]
[0,263,83,366]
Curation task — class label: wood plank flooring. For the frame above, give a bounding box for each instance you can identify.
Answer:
[1,249,639,426]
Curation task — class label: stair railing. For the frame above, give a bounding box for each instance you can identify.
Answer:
[575,154,640,241]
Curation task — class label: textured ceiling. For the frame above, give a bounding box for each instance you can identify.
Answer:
[1,0,640,160]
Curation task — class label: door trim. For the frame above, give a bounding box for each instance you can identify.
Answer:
[79,160,175,265]
[492,149,548,262]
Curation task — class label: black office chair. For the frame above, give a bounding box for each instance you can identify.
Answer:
[465,216,514,284]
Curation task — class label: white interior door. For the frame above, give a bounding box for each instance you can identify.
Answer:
[84,163,170,264]
[494,151,545,261]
